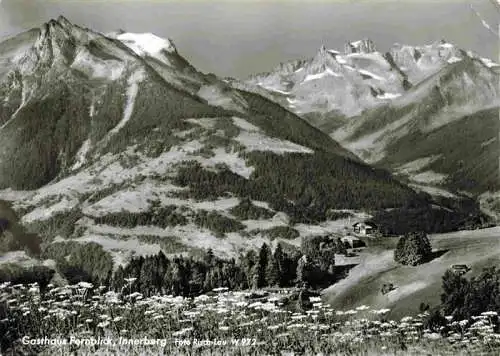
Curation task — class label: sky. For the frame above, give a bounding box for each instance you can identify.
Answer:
[0,0,498,78]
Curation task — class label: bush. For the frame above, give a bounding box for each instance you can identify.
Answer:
[394,231,432,266]
[194,210,245,238]
[229,197,274,220]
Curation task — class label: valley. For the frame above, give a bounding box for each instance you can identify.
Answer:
[0,15,497,356]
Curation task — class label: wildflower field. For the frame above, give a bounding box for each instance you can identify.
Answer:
[0,281,499,355]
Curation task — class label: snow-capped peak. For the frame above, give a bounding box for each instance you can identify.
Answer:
[438,39,454,49]
[114,32,178,59]
[345,39,376,54]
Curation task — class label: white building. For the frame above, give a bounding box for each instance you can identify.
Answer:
[352,222,377,236]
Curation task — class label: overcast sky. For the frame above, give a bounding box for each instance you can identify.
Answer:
[0,0,498,78]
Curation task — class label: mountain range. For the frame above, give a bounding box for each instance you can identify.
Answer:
[234,38,499,215]
[0,17,493,270]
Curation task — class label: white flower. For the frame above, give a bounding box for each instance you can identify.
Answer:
[97,320,110,328]
[213,287,229,292]
[77,282,93,289]
[424,332,441,340]
[276,333,290,338]
[372,308,391,315]
[0,282,11,289]
[172,327,193,336]
[356,305,370,311]
[481,311,498,317]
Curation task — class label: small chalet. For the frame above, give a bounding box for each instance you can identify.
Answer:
[352,222,377,236]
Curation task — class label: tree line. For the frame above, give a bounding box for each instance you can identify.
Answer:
[112,236,348,297]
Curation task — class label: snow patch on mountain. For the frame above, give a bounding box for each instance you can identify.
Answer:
[346,52,390,68]
[1,81,31,130]
[115,32,177,62]
[265,87,291,95]
[481,58,500,68]
[109,69,145,135]
[72,139,91,171]
[376,92,402,100]
[358,69,386,81]
[336,56,348,65]
[303,68,342,82]
[447,56,462,64]
[439,42,454,49]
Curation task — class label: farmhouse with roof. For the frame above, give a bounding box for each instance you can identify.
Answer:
[352,221,377,236]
